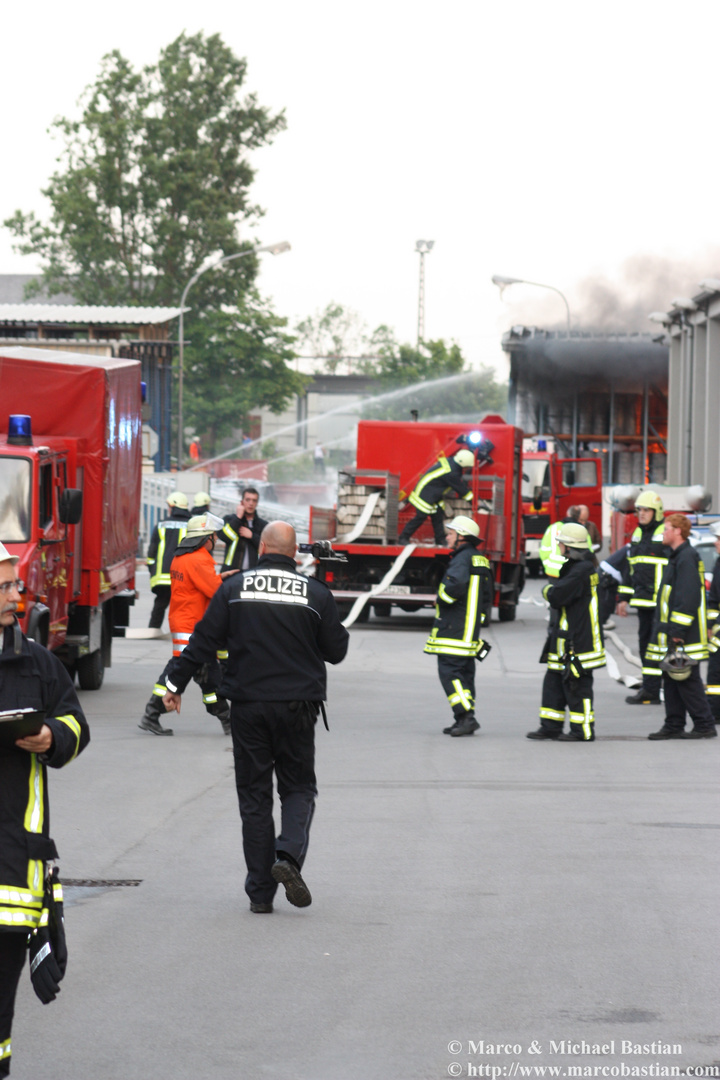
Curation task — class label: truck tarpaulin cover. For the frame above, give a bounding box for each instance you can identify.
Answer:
[0,348,142,570]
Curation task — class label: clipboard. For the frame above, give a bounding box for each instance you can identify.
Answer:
[0,709,46,748]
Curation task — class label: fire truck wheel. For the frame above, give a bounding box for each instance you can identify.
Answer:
[77,648,105,691]
[498,603,517,622]
[372,602,392,618]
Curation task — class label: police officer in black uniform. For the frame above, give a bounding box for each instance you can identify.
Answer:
[146,491,191,629]
[161,521,349,913]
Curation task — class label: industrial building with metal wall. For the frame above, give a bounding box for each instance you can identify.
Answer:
[503,329,669,488]
[651,278,720,506]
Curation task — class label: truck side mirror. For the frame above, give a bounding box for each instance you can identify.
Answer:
[59,488,83,525]
[532,486,543,511]
[564,467,576,487]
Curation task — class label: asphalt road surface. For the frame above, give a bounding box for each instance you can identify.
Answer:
[11,571,719,1080]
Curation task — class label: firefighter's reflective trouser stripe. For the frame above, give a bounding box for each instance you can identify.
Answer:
[636,606,662,693]
[646,574,710,663]
[145,657,229,720]
[539,669,595,740]
[706,646,720,721]
[437,655,476,720]
[148,521,188,588]
[0,755,45,930]
[0,932,28,1079]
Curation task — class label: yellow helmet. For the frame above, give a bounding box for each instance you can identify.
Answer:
[556,522,589,549]
[445,515,480,538]
[167,490,189,509]
[635,490,664,522]
[454,450,475,469]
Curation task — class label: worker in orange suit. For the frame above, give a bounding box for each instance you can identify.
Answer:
[139,513,237,736]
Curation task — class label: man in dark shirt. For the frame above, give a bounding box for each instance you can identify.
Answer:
[220,487,268,572]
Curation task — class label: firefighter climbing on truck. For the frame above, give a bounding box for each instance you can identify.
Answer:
[398,449,474,545]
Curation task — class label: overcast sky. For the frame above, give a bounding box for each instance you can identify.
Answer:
[2,0,718,375]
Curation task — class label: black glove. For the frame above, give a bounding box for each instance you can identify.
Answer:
[29,867,67,1004]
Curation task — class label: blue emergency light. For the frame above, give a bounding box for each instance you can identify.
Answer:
[467,431,483,446]
[537,438,547,451]
[7,415,33,446]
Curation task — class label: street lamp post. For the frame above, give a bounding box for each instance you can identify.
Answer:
[491,274,572,334]
[177,241,291,467]
[415,239,435,346]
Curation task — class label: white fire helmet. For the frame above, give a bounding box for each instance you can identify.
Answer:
[454,450,475,469]
[445,515,480,539]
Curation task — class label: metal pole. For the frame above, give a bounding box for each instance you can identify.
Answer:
[608,378,615,485]
[572,392,578,458]
[417,250,425,347]
[642,377,649,484]
[175,242,290,470]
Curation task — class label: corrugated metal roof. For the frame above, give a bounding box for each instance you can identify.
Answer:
[0,304,184,324]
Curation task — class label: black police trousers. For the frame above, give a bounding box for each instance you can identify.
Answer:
[437,655,476,721]
[0,931,26,1078]
[148,585,171,629]
[229,701,317,905]
[663,666,715,733]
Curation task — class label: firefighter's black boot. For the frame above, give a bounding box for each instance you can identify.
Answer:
[138,697,174,736]
[444,713,480,737]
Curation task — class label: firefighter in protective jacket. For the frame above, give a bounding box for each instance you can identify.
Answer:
[399,450,474,545]
[528,522,605,742]
[424,515,494,737]
[618,490,670,705]
[645,514,716,739]
[139,514,236,736]
[146,490,191,629]
[0,543,89,1078]
[705,522,720,723]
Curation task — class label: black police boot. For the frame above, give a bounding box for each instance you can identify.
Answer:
[625,688,661,705]
[681,727,717,739]
[648,725,685,740]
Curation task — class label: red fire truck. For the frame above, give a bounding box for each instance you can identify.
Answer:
[521,438,603,575]
[309,415,524,622]
[0,347,142,689]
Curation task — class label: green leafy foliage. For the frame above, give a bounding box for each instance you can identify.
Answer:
[5,32,285,309]
[294,302,369,373]
[184,297,306,457]
[360,328,508,421]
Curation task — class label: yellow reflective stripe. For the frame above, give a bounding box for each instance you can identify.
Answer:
[202,693,218,704]
[424,640,480,656]
[643,667,663,676]
[23,755,44,834]
[437,583,456,604]
[629,555,667,566]
[0,885,41,906]
[629,599,656,607]
[540,708,565,720]
[150,527,168,587]
[462,490,472,501]
[222,522,239,564]
[450,679,473,711]
[216,650,228,660]
[56,713,82,761]
[706,686,720,694]
[570,699,593,739]
[670,611,693,626]
[152,683,168,698]
[0,1037,10,1061]
[589,583,602,656]
[463,576,480,641]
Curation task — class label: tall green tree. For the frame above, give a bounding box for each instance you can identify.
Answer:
[294,302,369,373]
[361,329,507,421]
[5,33,304,459]
[184,298,305,456]
[5,32,285,308]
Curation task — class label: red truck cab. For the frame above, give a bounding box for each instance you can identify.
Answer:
[0,348,142,688]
